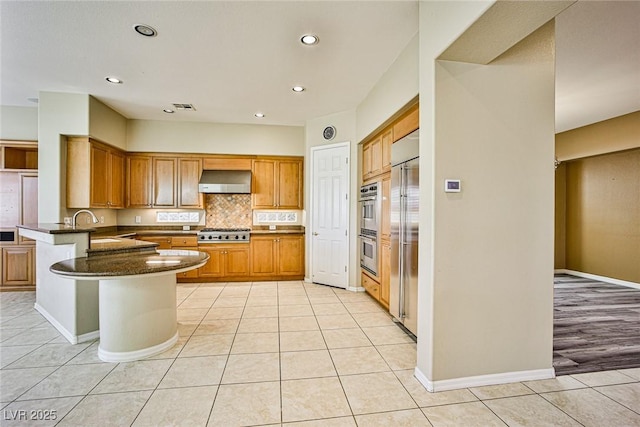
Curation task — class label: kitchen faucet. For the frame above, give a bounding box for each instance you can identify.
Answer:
[72,209,99,228]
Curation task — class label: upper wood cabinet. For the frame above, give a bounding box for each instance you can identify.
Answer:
[1,141,38,171]
[178,158,203,208]
[362,128,392,181]
[67,137,125,209]
[153,157,177,208]
[126,155,202,209]
[393,103,419,142]
[252,157,303,209]
[126,155,152,208]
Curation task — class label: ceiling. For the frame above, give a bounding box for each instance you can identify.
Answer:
[1,1,638,132]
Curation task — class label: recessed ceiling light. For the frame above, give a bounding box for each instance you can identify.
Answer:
[134,24,157,37]
[301,34,319,45]
[292,86,305,93]
[255,112,265,118]
[163,109,174,114]
[105,77,123,84]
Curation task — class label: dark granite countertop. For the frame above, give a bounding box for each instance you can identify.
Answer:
[89,226,305,238]
[87,237,159,257]
[50,249,209,278]
[18,223,97,234]
[250,229,305,235]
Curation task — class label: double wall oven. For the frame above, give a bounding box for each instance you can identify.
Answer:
[359,181,381,276]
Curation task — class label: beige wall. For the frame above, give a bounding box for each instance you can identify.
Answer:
[564,149,640,283]
[38,92,90,222]
[356,34,419,143]
[554,163,567,268]
[89,96,127,150]
[556,111,640,161]
[305,109,358,286]
[127,119,304,155]
[555,112,640,282]
[418,0,495,384]
[418,0,558,387]
[433,22,555,381]
[0,106,38,141]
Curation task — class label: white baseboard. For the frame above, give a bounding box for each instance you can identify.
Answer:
[98,331,178,362]
[34,303,99,345]
[555,269,640,291]
[414,366,555,392]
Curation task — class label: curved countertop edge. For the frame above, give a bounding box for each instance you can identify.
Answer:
[50,250,209,280]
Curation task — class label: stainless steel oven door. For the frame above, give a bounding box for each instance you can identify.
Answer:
[361,199,378,232]
[359,234,377,276]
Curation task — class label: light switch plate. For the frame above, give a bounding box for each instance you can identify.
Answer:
[269,225,276,230]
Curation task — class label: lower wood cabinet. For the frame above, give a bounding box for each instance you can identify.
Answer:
[1,246,34,289]
[361,271,380,301]
[379,241,391,309]
[250,234,304,279]
[136,233,304,282]
[198,245,250,278]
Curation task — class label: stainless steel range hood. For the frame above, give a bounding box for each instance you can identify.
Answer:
[198,170,252,194]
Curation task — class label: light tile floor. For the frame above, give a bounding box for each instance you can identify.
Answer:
[1,281,639,426]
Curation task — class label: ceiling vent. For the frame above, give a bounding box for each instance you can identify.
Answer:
[172,103,196,111]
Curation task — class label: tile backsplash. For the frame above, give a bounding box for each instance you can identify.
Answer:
[205,194,252,228]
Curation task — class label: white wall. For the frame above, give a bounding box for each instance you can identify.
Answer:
[38,92,90,223]
[356,34,419,143]
[305,109,358,286]
[418,0,556,389]
[0,106,38,141]
[89,96,127,150]
[127,119,304,155]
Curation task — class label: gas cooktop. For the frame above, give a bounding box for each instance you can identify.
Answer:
[197,228,251,243]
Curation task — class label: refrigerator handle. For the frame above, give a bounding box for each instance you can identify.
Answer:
[398,164,406,319]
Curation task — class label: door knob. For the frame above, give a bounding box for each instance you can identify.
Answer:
[313,232,318,236]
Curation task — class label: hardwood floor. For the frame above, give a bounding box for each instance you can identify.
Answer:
[553,274,640,375]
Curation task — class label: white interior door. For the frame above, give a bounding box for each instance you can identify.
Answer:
[310,142,350,288]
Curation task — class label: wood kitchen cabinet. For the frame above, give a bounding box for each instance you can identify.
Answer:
[126,155,202,209]
[379,241,391,309]
[393,103,419,142]
[67,137,125,209]
[361,271,380,301]
[126,155,153,208]
[198,245,250,278]
[153,157,177,207]
[137,235,201,280]
[250,234,304,279]
[2,246,34,287]
[252,157,303,209]
[380,174,391,241]
[362,128,392,182]
[178,158,203,208]
[1,141,38,170]
[0,142,37,291]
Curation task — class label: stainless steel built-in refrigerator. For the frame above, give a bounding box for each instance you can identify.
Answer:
[390,129,419,336]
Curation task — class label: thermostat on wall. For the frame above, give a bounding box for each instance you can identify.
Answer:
[444,179,461,193]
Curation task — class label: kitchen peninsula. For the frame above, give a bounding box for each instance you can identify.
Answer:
[51,246,207,362]
[17,224,207,362]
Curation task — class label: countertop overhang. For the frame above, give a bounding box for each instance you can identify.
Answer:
[50,249,209,280]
